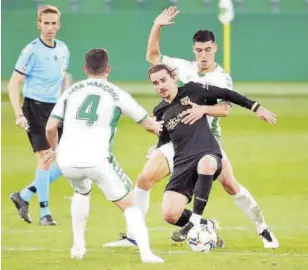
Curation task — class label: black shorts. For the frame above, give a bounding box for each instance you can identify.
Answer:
[165,153,222,203]
[22,98,63,152]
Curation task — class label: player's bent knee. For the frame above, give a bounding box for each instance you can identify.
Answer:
[197,155,218,175]
[162,191,187,225]
[113,191,135,211]
[162,209,182,225]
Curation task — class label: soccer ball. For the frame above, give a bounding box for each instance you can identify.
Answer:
[187,224,217,252]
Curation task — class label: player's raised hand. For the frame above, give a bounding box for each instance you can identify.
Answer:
[255,106,277,124]
[15,115,29,131]
[154,6,180,27]
[181,101,205,125]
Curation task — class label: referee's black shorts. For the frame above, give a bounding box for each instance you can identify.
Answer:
[22,98,63,153]
[165,153,222,203]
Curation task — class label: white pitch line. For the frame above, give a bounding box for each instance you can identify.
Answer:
[3,225,308,234]
[2,247,308,258]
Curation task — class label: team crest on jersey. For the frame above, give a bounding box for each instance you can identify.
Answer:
[180,96,191,105]
[21,66,27,73]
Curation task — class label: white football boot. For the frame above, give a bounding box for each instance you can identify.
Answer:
[71,247,86,259]
[259,228,279,248]
[103,233,137,247]
[141,252,164,263]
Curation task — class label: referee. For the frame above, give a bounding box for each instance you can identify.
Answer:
[9,5,70,225]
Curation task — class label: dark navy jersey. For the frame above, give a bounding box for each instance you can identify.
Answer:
[153,82,256,166]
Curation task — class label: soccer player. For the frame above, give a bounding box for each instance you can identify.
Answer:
[9,5,70,225]
[105,6,279,248]
[45,48,164,263]
[151,64,276,242]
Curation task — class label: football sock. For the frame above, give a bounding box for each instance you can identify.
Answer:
[35,168,51,218]
[71,192,90,249]
[20,163,62,202]
[175,209,208,227]
[124,206,152,257]
[127,187,150,239]
[134,186,150,217]
[49,163,63,184]
[233,185,267,233]
[193,174,214,216]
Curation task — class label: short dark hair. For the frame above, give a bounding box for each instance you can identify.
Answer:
[193,30,216,43]
[85,48,109,75]
[148,64,176,79]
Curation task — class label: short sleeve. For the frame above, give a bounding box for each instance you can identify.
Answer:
[161,55,190,71]
[14,44,36,76]
[117,89,148,123]
[50,92,68,121]
[65,46,70,69]
[225,74,233,90]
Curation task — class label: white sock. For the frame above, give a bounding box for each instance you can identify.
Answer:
[71,193,90,249]
[233,185,267,233]
[127,187,150,240]
[134,186,150,217]
[189,213,202,226]
[124,206,152,257]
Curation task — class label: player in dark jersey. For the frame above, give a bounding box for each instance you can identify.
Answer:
[150,64,277,242]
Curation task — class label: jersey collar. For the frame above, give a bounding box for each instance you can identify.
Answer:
[197,63,218,77]
[39,37,56,48]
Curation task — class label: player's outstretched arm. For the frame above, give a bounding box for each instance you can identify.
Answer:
[146,6,179,65]
[8,71,29,130]
[181,101,231,125]
[139,116,164,136]
[203,84,277,124]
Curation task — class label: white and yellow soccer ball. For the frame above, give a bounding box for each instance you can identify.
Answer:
[187,224,217,252]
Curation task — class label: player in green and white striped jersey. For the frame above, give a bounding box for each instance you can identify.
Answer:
[104,6,279,249]
[46,48,164,263]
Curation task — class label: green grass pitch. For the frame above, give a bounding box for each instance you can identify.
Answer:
[2,84,308,270]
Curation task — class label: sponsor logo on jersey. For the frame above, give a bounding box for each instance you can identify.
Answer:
[165,112,183,131]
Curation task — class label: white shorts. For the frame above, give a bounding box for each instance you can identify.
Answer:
[59,157,133,201]
[159,142,228,174]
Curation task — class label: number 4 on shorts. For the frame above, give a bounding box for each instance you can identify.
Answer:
[76,95,101,125]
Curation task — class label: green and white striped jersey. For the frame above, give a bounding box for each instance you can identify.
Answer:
[51,78,147,167]
[161,55,233,139]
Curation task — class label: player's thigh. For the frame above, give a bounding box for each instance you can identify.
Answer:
[90,160,133,203]
[137,148,170,189]
[60,167,92,195]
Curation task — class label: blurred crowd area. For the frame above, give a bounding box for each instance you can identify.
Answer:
[2,0,308,13]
